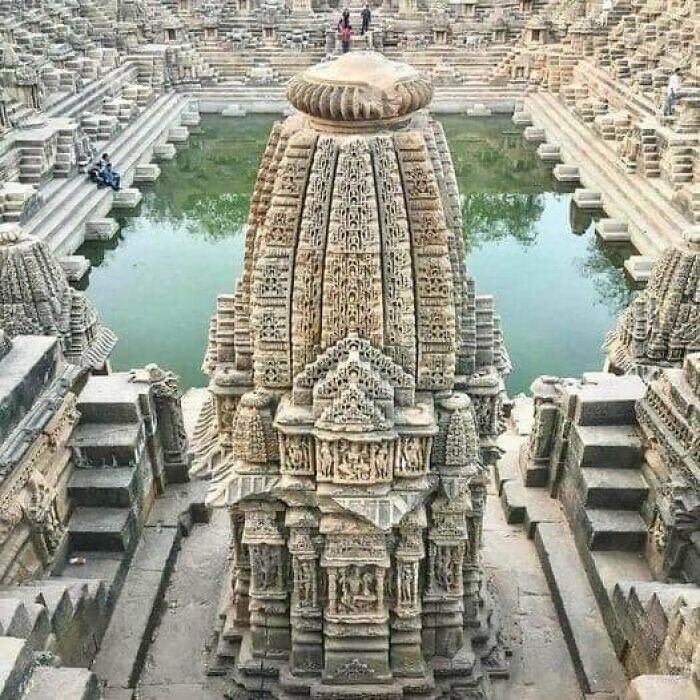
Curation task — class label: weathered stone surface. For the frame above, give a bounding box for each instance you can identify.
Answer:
[535,523,627,696]
[23,667,100,700]
[0,225,116,368]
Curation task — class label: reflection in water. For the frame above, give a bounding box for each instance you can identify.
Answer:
[442,115,636,393]
[462,193,544,251]
[78,115,636,394]
[78,115,276,388]
[575,237,639,312]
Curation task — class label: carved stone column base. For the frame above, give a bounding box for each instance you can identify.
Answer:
[250,601,291,660]
[290,609,323,675]
[322,618,392,685]
[389,615,427,678]
[421,600,466,659]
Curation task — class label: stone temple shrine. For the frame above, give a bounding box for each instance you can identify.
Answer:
[0,0,697,698]
[194,51,510,698]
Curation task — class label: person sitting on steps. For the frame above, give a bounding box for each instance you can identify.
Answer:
[100,162,121,191]
[88,152,109,184]
[88,153,121,191]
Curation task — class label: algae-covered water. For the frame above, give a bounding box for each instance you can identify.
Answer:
[78,114,636,394]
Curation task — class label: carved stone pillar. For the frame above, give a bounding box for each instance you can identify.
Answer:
[422,515,467,659]
[241,504,290,664]
[390,515,427,677]
[228,509,251,629]
[287,508,322,675]
[320,528,392,685]
[129,364,191,485]
[463,481,484,624]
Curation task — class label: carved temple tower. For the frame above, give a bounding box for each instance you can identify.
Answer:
[194,52,510,698]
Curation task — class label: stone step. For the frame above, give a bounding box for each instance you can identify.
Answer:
[553,163,580,183]
[92,525,182,689]
[133,163,161,183]
[23,667,100,700]
[570,424,643,469]
[595,218,630,242]
[626,675,697,700]
[625,255,656,283]
[535,523,627,696]
[574,375,646,427]
[500,479,526,524]
[68,467,138,508]
[583,509,647,551]
[573,188,603,210]
[27,92,188,255]
[59,255,91,282]
[0,599,49,650]
[22,579,109,624]
[527,91,689,257]
[111,188,142,210]
[85,218,119,242]
[580,468,649,510]
[0,637,34,699]
[56,552,126,602]
[47,63,138,119]
[67,507,136,552]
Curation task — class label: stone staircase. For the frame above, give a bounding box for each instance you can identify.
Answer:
[612,581,700,674]
[558,376,648,556]
[525,90,692,257]
[44,63,139,119]
[192,78,524,114]
[63,374,155,578]
[23,92,195,256]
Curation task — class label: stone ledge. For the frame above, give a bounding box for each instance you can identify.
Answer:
[535,522,628,696]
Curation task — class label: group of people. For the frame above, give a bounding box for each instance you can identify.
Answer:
[337,4,372,53]
[88,153,121,191]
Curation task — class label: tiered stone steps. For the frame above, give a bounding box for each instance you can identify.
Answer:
[526,90,692,257]
[535,522,628,697]
[44,62,139,119]
[612,582,700,677]
[23,667,99,700]
[560,379,648,555]
[0,581,106,698]
[24,92,192,255]
[192,79,525,114]
[495,426,629,697]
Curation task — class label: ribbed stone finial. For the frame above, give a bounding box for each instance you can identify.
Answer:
[286,51,433,129]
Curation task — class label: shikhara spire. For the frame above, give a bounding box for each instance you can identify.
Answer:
[192,51,510,698]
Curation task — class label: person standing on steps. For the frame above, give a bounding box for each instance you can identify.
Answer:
[361,3,371,35]
[338,9,352,53]
[663,68,682,116]
[600,0,613,27]
[337,8,350,32]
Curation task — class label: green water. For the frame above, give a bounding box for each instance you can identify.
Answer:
[78,115,636,395]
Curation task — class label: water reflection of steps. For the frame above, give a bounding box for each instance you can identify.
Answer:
[526,91,689,257]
